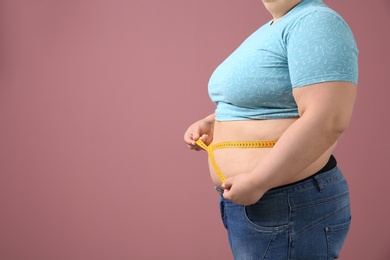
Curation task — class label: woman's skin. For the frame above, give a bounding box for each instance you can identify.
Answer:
[184,0,357,206]
[262,0,302,23]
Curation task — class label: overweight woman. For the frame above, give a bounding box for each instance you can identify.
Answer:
[184,0,358,259]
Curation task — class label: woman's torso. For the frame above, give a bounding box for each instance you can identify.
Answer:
[209,119,336,189]
[205,1,356,189]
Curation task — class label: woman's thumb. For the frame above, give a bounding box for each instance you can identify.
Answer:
[222,178,233,190]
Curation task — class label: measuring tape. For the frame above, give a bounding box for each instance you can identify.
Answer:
[195,139,276,183]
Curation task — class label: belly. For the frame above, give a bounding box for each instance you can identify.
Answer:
[209,119,335,188]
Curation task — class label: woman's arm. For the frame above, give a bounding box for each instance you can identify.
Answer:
[184,113,215,150]
[222,81,357,205]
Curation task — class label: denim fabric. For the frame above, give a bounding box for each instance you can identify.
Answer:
[219,167,351,260]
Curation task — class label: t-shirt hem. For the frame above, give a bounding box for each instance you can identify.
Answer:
[292,75,358,88]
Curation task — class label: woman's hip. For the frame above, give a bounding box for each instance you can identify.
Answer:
[218,166,351,259]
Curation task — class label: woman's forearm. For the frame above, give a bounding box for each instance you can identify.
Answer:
[203,113,215,124]
[251,115,342,191]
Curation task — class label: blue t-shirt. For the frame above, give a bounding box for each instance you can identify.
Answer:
[208,0,358,121]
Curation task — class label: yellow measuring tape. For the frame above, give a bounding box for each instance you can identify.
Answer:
[195,139,276,183]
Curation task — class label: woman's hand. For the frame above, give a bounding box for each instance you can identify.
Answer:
[184,114,215,151]
[222,174,267,206]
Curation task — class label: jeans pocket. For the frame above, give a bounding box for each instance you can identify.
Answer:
[239,204,289,260]
[325,217,351,259]
[244,203,289,233]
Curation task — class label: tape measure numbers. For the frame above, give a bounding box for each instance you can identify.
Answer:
[195,139,276,183]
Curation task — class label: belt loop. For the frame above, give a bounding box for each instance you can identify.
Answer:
[314,175,324,192]
[215,186,224,195]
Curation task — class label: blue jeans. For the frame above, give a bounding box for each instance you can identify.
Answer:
[219,167,351,260]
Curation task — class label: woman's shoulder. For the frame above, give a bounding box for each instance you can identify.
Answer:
[286,4,349,32]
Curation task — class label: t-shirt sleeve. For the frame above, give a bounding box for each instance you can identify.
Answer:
[287,11,359,88]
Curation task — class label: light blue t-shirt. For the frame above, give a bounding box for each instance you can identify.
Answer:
[208,0,358,121]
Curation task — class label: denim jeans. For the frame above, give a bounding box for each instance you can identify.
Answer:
[219,167,351,260]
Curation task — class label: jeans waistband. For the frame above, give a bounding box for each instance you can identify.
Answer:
[266,166,343,195]
[215,166,343,196]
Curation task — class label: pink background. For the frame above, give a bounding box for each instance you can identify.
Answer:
[0,0,389,259]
